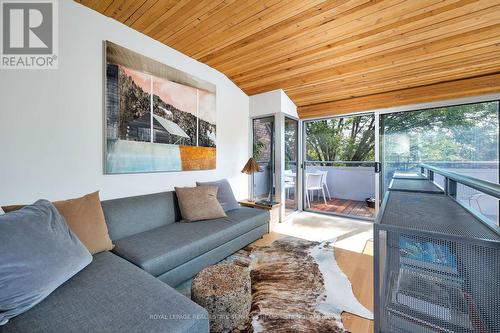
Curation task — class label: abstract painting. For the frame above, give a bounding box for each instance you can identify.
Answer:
[104,41,216,174]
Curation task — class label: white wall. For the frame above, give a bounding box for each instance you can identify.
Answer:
[0,0,250,205]
[249,89,282,117]
[280,91,299,118]
[249,89,297,118]
[249,89,298,218]
[308,166,375,201]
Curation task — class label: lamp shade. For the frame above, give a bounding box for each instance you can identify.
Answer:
[241,157,262,174]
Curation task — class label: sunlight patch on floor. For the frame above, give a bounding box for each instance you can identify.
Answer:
[274,212,373,255]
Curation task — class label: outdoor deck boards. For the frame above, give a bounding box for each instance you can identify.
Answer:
[286,197,375,219]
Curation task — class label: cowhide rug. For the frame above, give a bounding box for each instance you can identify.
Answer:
[225,236,373,333]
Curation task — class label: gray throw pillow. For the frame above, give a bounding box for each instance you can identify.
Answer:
[196,179,240,211]
[0,200,92,325]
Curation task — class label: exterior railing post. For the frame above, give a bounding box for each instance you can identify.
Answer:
[448,179,457,199]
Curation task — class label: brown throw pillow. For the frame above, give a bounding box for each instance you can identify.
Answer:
[2,192,113,254]
[175,186,227,222]
[2,204,24,213]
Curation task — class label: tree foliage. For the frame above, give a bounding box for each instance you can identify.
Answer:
[383,102,499,163]
[305,115,375,162]
[305,102,499,164]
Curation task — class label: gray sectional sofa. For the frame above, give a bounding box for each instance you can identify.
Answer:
[1,191,269,333]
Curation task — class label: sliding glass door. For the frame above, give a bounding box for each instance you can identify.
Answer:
[284,116,299,216]
[380,101,499,223]
[252,116,276,201]
[303,113,376,220]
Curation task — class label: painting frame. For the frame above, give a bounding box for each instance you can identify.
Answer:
[103,41,217,174]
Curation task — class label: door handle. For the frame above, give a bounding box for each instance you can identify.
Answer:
[374,162,381,173]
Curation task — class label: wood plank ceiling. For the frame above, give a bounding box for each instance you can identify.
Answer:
[76,0,500,118]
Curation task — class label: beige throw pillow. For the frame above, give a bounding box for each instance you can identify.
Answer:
[175,186,227,222]
[2,191,114,254]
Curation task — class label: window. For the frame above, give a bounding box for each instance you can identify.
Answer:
[381,101,499,222]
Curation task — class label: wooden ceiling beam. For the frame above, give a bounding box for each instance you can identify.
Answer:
[298,73,500,118]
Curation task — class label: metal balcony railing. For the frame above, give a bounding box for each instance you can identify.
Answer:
[375,163,500,333]
[305,160,375,167]
[418,163,500,235]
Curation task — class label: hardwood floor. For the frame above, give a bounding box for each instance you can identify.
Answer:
[337,247,374,333]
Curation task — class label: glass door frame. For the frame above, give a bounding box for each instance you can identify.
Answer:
[299,93,500,222]
[282,114,301,219]
[249,112,303,221]
[301,112,380,221]
[250,114,277,203]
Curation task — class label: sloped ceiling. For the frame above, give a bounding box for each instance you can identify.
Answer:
[77,0,500,118]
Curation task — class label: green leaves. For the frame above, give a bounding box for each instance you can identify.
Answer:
[383,102,499,163]
[304,101,499,164]
[305,115,375,162]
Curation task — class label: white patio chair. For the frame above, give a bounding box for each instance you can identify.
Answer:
[467,192,486,215]
[284,182,295,199]
[284,169,295,198]
[316,170,331,200]
[305,173,327,208]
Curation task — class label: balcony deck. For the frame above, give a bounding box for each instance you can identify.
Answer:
[286,196,375,219]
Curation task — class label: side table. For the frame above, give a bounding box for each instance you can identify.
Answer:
[238,200,281,232]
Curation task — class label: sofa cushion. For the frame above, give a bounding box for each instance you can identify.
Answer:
[0,200,92,326]
[112,207,269,277]
[101,191,181,241]
[196,179,240,212]
[0,252,208,333]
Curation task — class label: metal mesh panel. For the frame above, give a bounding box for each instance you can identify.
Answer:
[381,191,499,241]
[433,174,446,190]
[379,232,500,333]
[389,179,444,194]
